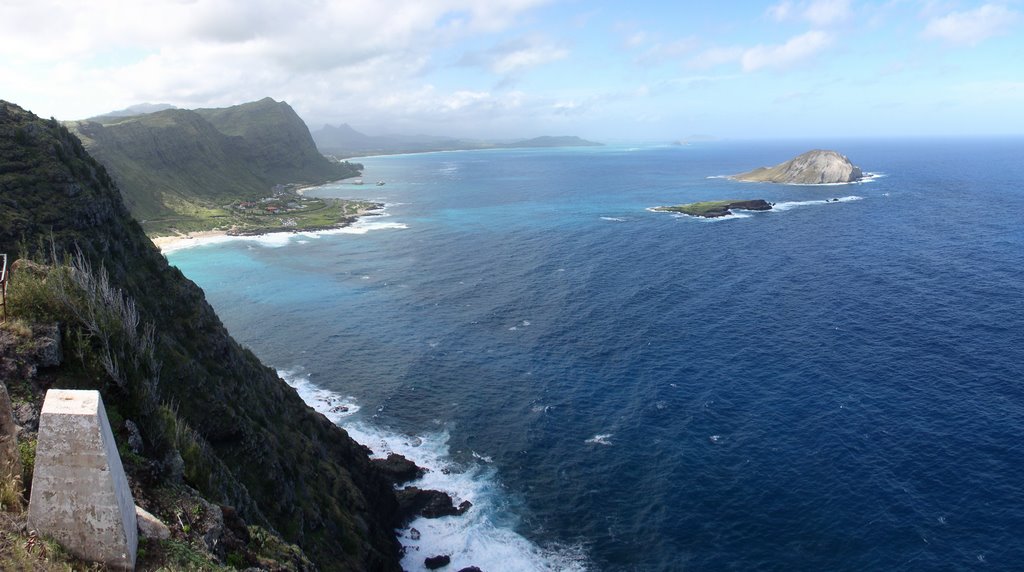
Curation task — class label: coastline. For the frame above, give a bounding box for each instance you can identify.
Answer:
[151,205,389,254]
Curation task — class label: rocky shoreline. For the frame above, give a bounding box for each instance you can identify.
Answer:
[150,203,386,252]
[652,199,773,218]
[371,452,483,571]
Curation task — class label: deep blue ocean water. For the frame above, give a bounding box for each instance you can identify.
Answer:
[166,139,1024,571]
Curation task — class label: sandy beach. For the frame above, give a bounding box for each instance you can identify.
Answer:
[150,230,230,252]
[149,207,402,254]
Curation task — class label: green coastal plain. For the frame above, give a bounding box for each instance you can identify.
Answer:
[138,186,381,237]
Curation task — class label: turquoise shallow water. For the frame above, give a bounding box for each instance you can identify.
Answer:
[168,140,1024,571]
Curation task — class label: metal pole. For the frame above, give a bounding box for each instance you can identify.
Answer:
[1,253,7,323]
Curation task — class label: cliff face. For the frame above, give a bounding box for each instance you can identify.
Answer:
[67,98,360,223]
[70,109,268,218]
[195,97,344,184]
[733,149,863,184]
[0,100,400,571]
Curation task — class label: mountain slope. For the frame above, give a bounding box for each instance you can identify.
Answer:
[195,97,346,184]
[66,99,360,231]
[71,109,268,217]
[0,100,400,571]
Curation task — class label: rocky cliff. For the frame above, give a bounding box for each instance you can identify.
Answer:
[733,149,863,184]
[0,100,400,571]
[195,98,347,184]
[67,98,361,227]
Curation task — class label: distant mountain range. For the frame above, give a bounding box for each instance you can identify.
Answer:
[311,123,602,157]
[89,102,178,121]
[66,98,360,230]
[62,97,600,233]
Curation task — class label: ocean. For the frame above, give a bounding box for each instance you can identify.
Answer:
[165,139,1024,571]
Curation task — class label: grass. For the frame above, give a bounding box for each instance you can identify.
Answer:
[653,200,742,217]
[0,473,22,514]
[143,195,380,237]
[652,199,771,218]
[0,513,95,572]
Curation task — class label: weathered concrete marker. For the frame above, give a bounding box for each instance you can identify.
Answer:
[27,389,138,570]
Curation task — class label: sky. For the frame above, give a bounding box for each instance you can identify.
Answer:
[1,0,1022,140]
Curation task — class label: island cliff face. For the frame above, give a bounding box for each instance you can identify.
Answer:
[733,149,863,184]
[0,101,401,571]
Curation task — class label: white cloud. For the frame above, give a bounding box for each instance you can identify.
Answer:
[767,0,851,26]
[741,31,833,71]
[952,80,1024,102]
[625,31,649,48]
[688,46,746,70]
[490,41,569,75]
[636,38,699,65]
[689,31,832,72]
[768,1,796,21]
[923,4,1021,46]
[803,0,852,26]
[0,0,555,126]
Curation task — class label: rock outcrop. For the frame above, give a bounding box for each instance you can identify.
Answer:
[425,555,451,569]
[371,453,426,486]
[652,199,772,218]
[396,488,472,523]
[733,150,863,184]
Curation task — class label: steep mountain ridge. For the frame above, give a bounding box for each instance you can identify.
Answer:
[195,97,346,184]
[66,98,360,229]
[1,100,400,571]
[72,108,268,217]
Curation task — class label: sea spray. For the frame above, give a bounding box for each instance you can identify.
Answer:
[279,369,589,572]
[159,210,406,254]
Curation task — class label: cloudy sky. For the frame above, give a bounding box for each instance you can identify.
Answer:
[2,0,1022,140]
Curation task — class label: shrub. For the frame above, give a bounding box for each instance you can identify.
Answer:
[18,440,35,494]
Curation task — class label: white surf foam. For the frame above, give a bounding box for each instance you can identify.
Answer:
[694,211,752,222]
[279,369,589,572]
[160,211,405,253]
[281,368,361,422]
[770,195,864,211]
[858,172,884,183]
[585,433,613,446]
[778,172,885,186]
[600,217,627,222]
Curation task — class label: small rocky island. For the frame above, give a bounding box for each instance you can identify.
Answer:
[653,199,772,218]
[733,149,863,184]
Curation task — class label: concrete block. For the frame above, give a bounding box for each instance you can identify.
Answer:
[27,389,137,570]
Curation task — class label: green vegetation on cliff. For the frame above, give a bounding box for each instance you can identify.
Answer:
[0,100,400,571]
[67,98,364,236]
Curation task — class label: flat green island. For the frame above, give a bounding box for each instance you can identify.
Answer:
[652,199,772,218]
